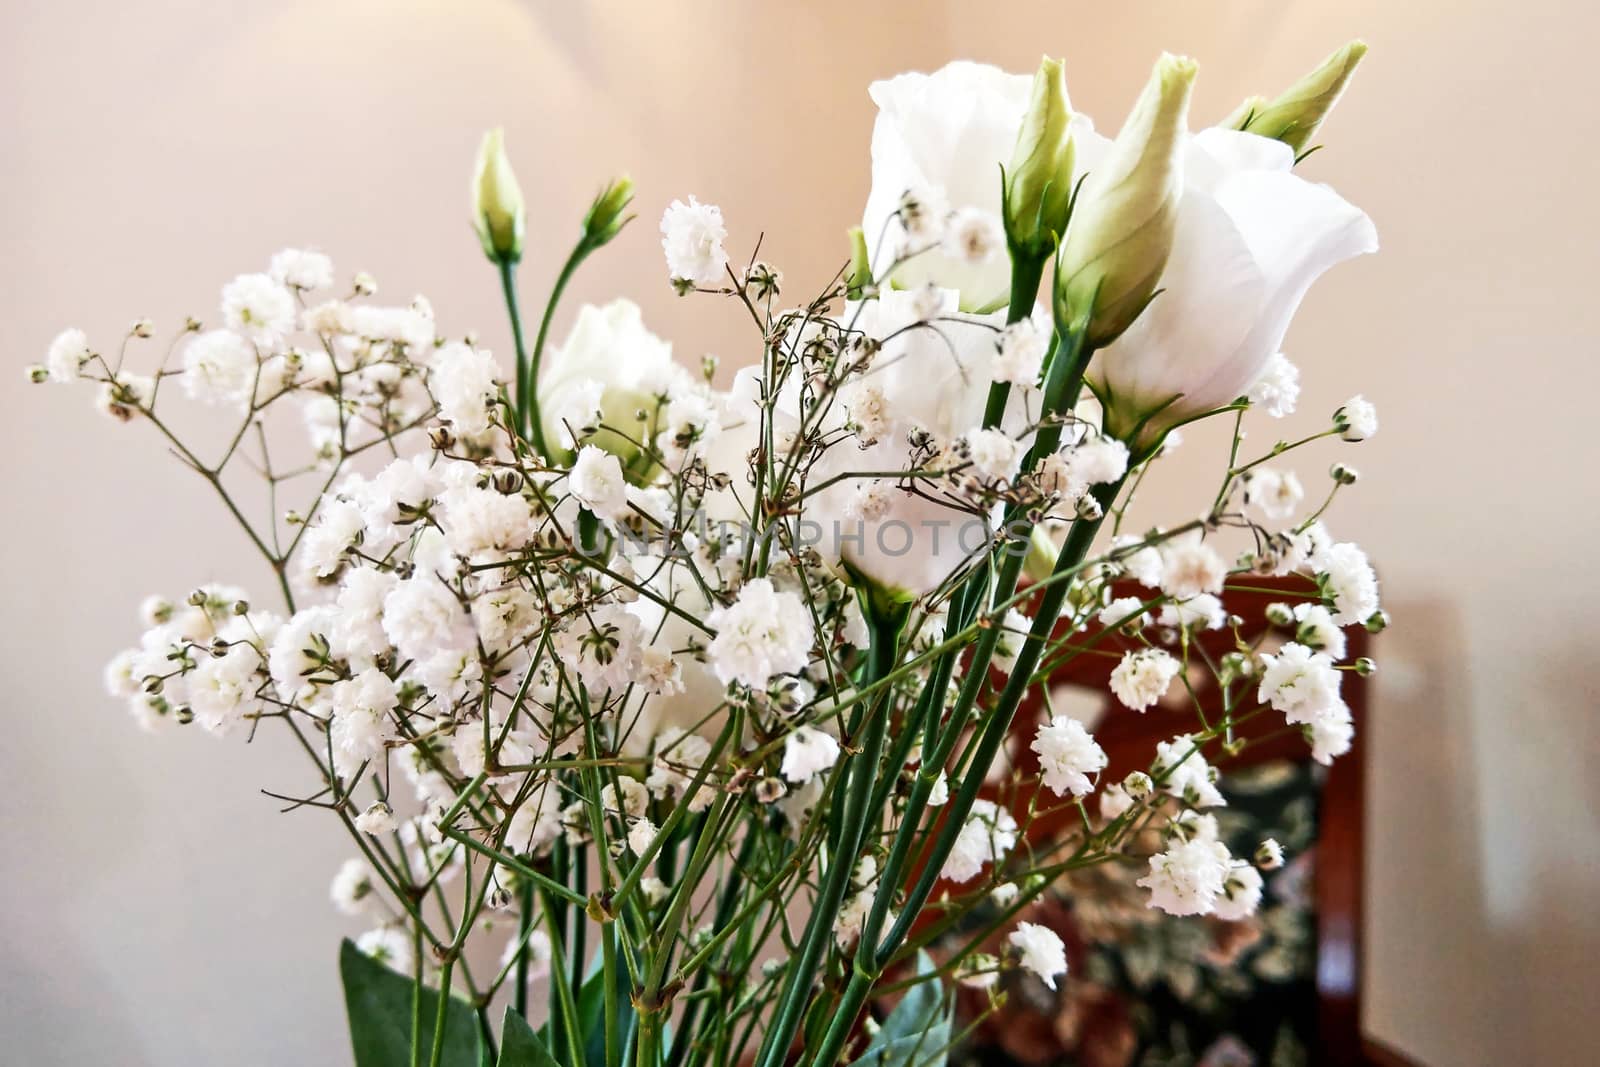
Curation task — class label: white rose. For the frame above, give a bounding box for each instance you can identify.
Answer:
[538,299,686,461]
[1091,129,1377,446]
[862,62,1094,314]
[716,289,1026,598]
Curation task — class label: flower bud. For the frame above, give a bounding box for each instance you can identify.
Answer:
[1354,657,1377,676]
[1255,838,1285,869]
[1236,41,1368,155]
[583,176,635,247]
[1265,602,1295,627]
[471,128,526,263]
[1364,609,1389,633]
[846,226,872,299]
[1123,770,1154,799]
[1056,53,1195,347]
[1004,57,1076,253]
[1220,94,1269,132]
[25,364,48,384]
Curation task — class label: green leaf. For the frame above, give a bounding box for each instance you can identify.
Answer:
[340,938,486,1067]
[850,951,951,1067]
[497,1006,562,1067]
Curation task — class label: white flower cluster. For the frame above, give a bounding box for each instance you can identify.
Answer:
[54,44,1392,1036]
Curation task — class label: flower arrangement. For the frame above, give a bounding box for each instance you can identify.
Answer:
[36,41,1384,1067]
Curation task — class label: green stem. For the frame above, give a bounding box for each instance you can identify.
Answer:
[514,876,534,1018]
[753,606,903,1067]
[496,259,531,443]
[410,920,425,1067]
[426,957,454,1067]
[523,239,594,462]
[980,250,1050,427]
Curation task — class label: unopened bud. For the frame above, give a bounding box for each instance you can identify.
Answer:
[25,364,49,383]
[471,128,526,263]
[1354,656,1376,676]
[173,704,194,725]
[846,225,873,300]
[1255,838,1285,869]
[1364,609,1389,634]
[1123,770,1153,799]
[1265,602,1294,627]
[1056,53,1195,346]
[1005,56,1076,253]
[1235,41,1368,155]
[582,176,635,247]
[131,318,154,338]
[1330,463,1359,485]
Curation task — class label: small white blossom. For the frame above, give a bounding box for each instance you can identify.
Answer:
[1320,541,1380,625]
[627,817,658,856]
[840,380,892,444]
[1099,782,1135,821]
[941,206,1004,264]
[329,667,400,777]
[1337,394,1378,441]
[355,802,396,836]
[1113,535,1164,588]
[1137,834,1234,916]
[1247,353,1300,417]
[432,342,502,438]
[355,926,413,973]
[1309,702,1355,765]
[45,328,92,383]
[1212,864,1264,921]
[181,330,258,407]
[1158,594,1226,632]
[221,272,295,346]
[1244,468,1304,523]
[1257,642,1342,726]
[897,186,950,246]
[1008,922,1067,989]
[269,248,334,291]
[961,428,1019,481]
[1109,648,1179,712]
[993,320,1047,386]
[1256,839,1285,869]
[330,858,376,916]
[781,726,840,784]
[941,799,1016,883]
[1098,597,1148,631]
[569,446,630,521]
[1159,533,1227,599]
[660,196,728,286]
[707,578,814,688]
[1031,715,1107,797]
[1152,735,1226,808]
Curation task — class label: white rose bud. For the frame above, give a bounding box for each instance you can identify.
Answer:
[1004,56,1076,255]
[1228,41,1368,155]
[471,127,526,263]
[1055,53,1195,347]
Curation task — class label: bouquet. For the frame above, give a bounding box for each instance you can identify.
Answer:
[35,41,1384,1067]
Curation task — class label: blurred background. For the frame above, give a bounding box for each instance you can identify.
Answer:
[3,1,1596,1064]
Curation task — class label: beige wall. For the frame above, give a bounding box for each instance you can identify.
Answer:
[3,2,1595,1064]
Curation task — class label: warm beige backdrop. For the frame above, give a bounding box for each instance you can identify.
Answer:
[3,2,1596,1064]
